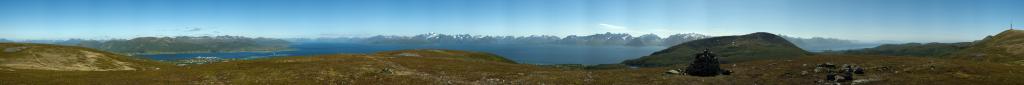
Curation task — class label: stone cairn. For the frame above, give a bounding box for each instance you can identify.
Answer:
[681,49,731,76]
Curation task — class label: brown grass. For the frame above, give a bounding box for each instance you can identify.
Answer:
[2,49,1022,85]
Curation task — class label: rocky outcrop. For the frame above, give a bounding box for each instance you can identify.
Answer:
[683,49,730,76]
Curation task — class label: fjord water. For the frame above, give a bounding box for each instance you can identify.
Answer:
[140,43,666,65]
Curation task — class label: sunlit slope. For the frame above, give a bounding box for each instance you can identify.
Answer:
[0,43,165,71]
[1,47,1021,84]
[834,42,971,57]
[951,30,1024,64]
[597,55,1024,85]
[622,32,810,67]
[1,49,583,84]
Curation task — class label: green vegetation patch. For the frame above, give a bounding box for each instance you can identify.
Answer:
[375,49,517,64]
[622,32,810,67]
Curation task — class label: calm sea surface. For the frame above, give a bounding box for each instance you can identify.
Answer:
[140,43,666,65]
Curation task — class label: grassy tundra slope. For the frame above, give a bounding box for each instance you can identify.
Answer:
[622,32,810,67]
[952,30,1024,63]
[0,43,167,71]
[1,42,1022,84]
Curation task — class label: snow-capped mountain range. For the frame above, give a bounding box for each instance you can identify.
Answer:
[2,32,887,51]
[289,32,885,51]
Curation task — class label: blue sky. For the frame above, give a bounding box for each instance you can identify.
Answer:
[1,0,1023,42]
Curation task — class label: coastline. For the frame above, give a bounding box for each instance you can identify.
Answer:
[123,48,296,56]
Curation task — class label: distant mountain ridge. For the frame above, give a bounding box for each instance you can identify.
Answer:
[4,32,877,54]
[295,32,876,51]
[300,32,710,46]
[621,32,810,67]
[826,29,1024,65]
[782,36,883,52]
[829,42,972,57]
[60,36,291,55]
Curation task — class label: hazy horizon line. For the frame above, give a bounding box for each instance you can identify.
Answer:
[2,32,931,44]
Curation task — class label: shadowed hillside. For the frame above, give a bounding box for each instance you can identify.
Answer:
[621,32,810,67]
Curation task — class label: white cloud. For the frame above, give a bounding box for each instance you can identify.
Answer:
[185,27,202,32]
[598,23,627,30]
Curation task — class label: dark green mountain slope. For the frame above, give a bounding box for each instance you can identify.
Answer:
[832,42,971,57]
[621,32,810,67]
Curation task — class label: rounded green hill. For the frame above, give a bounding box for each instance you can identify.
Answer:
[622,32,810,67]
[951,29,1024,63]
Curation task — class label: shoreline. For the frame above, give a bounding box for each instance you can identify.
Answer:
[124,49,296,56]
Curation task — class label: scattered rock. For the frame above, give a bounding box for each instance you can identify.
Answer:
[816,63,865,83]
[930,65,940,71]
[854,67,865,74]
[818,63,836,68]
[840,72,853,82]
[826,73,836,81]
[851,79,880,85]
[665,69,681,74]
[379,68,395,74]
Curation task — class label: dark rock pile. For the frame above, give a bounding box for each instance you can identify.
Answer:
[815,63,865,83]
[683,49,731,76]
